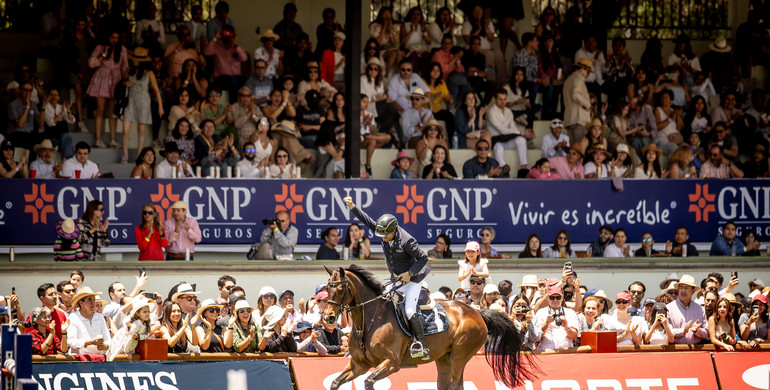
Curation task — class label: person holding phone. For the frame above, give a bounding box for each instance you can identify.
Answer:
[643,302,675,345]
[135,204,167,261]
[739,294,769,347]
[76,200,110,262]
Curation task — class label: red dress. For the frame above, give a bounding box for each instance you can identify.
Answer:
[135,225,168,261]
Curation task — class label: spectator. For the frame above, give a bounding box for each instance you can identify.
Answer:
[504,67,534,130]
[542,119,570,158]
[314,119,344,178]
[509,294,541,350]
[574,33,605,104]
[235,141,266,178]
[488,88,535,174]
[454,91,488,150]
[461,5,504,84]
[667,145,696,179]
[482,284,503,309]
[462,35,492,97]
[135,204,167,261]
[33,283,68,339]
[206,1,234,41]
[711,93,743,134]
[67,286,111,354]
[242,60,272,108]
[611,291,645,345]
[634,143,665,179]
[165,115,198,165]
[263,89,296,127]
[369,7,401,76]
[563,58,593,143]
[467,275,485,308]
[604,228,633,258]
[700,37,737,93]
[160,301,198,353]
[76,200,110,262]
[740,230,763,256]
[634,233,659,257]
[273,3,304,50]
[709,221,745,256]
[625,281,647,314]
[519,234,543,258]
[256,210,298,260]
[667,275,708,344]
[164,27,202,80]
[627,96,656,159]
[168,87,201,132]
[130,147,156,178]
[708,121,740,161]
[278,289,301,323]
[399,88,434,148]
[316,227,340,260]
[56,281,76,315]
[102,282,127,321]
[644,302,675,345]
[29,139,60,179]
[587,225,613,258]
[702,289,719,319]
[164,201,202,260]
[584,143,612,179]
[431,36,470,108]
[359,95,393,175]
[699,143,743,178]
[156,142,194,179]
[739,293,769,347]
[709,297,739,351]
[387,60,429,114]
[196,298,231,352]
[230,87,264,149]
[548,143,585,179]
[511,32,539,108]
[317,318,348,355]
[748,279,765,293]
[578,295,610,333]
[293,321,327,355]
[134,3,164,49]
[457,241,490,289]
[87,31,128,149]
[664,226,698,257]
[742,144,770,178]
[653,90,684,157]
[254,30,282,80]
[261,306,297,353]
[53,218,83,261]
[580,118,608,156]
[543,230,576,258]
[41,89,75,156]
[689,72,716,104]
[60,141,99,179]
[344,223,371,260]
[427,234,452,259]
[204,25,247,103]
[30,306,68,355]
[526,157,560,179]
[626,68,655,107]
[389,150,415,179]
[297,61,337,108]
[320,31,346,91]
[195,120,239,177]
[315,8,344,57]
[535,285,578,350]
[537,31,564,120]
[0,140,29,178]
[268,145,300,179]
[230,299,263,353]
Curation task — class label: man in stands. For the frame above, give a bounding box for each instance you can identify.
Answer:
[627,96,655,159]
[164,201,202,260]
[511,33,539,108]
[243,60,272,107]
[574,33,605,104]
[156,142,194,178]
[256,210,298,260]
[467,275,485,309]
[102,282,126,321]
[218,275,236,301]
[700,143,744,178]
[67,286,111,354]
[30,139,61,179]
[230,87,263,148]
[34,283,67,339]
[56,280,76,315]
[172,283,201,319]
[462,139,503,179]
[541,119,570,158]
[665,226,699,257]
[60,141,99,179]
[387,59,429,113]
[283,32,315,79]
[628,282,646,315]
[710,221,749,256]
[535,284,577,350]
[235,142,266,178]
[667,275,708,344]
[203,24,247,103]
[399,89,433,148]
[7,81,43,149]
[563,58,593,143]
[587,225,613,257]
[273,3,304,51]
[206,1,234,41]
[487,88,534,177]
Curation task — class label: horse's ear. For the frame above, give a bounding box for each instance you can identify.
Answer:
[339,267,346,278]
[324,266,334,276]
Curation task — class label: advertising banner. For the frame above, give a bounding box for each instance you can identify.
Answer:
[31,360,293,390]
[291,352,719,390]
[712,351,770,390]
[2,179,767,245]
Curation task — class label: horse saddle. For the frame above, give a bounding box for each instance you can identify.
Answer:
[393,289,449,338]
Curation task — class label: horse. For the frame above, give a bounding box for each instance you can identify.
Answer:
[323,264,531,390]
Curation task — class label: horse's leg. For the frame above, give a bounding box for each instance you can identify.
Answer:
[331,359,369,390]
[448,351,475,390]
[363,359,400,390]
[435,354,453,390]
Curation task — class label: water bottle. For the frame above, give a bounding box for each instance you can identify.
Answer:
[9,247,14,262]
[343,247,349,260]
[682,245,687,257]
[185,248,190,261]
[452,134,459,149]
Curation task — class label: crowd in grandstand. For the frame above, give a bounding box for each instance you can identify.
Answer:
[1,265,768,356]
[1,0,769,179]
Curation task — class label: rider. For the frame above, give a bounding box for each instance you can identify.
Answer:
[343,196,432,360]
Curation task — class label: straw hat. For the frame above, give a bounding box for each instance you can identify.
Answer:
[674,275,699,290]
[259,29,280,41]
[94,295,109,307]
[588,118,607,131]
[391,150,415,166]
[709,37,731,53]
[197,298,223,317]
[589,289,613,310]
[723,293,742,307]
[569,143,584,158]
[171,201,188,210]
[588,143,612,158]
[659,272,680,289]
[33,139,58,153]
[129,47,152,62]
[261,305,288,329]
[71,286,102,308]
[55,218,80,240]
[366,57,382,68]
[421,118,445,133]
[233,299,254,313]
[642,143,663,158]
[171,283,201,302]
[517,275,539,289]
[407,88,426,100]
[574,58,594,72]
[306,61,319,69]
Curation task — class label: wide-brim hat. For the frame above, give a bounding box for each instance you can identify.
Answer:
[391,150,415,166]
[517,274,539,289]
[723,293,742,307]
[171,201,188,210]
[642,143,663,158]
[366,57,382,68]
[407,88,426,100]
[171,283,201,302]
[129,296,153,318]
[306,61,320,69]
[674,274,699,290]
[129,47,152,62]
[575,58,594,72]
[588,118,607,131]
[94,295,109,307]
[259,29,280,41]
[55,218,80,240]
[588,143,612,158]
[421,118,445,133]
[262,305,288,329]
[569,143,584,158]
[272,120,298,133]
[233,299,254,313]
[709,37,732,53]
[71,286,102,308]
[160,141,181,157]
[660,281,678,296]
[197,298,224,317]
[659,272,680,289]
[590,289,613,310]
[33,139,58,153]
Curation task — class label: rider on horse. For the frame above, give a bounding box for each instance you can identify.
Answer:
[343,196,432,360]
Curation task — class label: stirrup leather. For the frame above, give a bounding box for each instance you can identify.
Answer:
[409,341,430,360]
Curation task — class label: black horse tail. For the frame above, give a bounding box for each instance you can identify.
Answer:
[479,309,537,388]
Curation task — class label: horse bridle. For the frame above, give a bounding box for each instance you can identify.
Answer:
[325,273,395,349]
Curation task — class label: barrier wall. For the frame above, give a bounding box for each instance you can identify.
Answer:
[3,179,769,245]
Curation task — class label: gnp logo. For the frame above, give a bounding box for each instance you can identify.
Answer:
[395,184,424,224]
[689,183,770,223]
[688,183,716,222]
[275,184,304,223]
[742,364,770,389]
[150,183,181,221]
[24,183,55,224]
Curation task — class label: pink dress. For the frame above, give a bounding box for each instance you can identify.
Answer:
[86,45,129,98]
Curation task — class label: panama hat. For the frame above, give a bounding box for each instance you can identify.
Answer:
[589,289,613,310]
[261,305,289,329]
[391,150,415,166]
[306,61,319,69]
[171,283,201,302]
[94,295,109,307]
[723,293,742,307]
[709,37,731,53]
[55,218,80,240]
[233,299,255,313]
[71,286,102,308]
[171,201,188,210]
[659,272,680,289]
[366,57,382,68]
[517,275,539,289]
[259,29,280,41]
[33,139,58,153]
[421,118,445,133]
[197,298,224,317]
[569,143,584,158]
[674,275,699,290]
[574,58,594,72]
[642,143,663,158]
[407,88,426,99]
[129,47,152,62]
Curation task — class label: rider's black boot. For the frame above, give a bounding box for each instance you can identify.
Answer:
[409,315,430,360]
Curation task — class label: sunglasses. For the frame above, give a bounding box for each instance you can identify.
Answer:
[410,97,422,101]
[63,289,76,294]
[642,237,653,242]
[264,294,277,300]
[426,127,438,131]
[470,281,484,286]
[142,210,155,215]
[224,286,234,290]
[245,148,256,153]
[455,293,468,298]
[629,291,644,295]
[477,147,489,151]
[238,308,252,314]
[667,291,679,296]
[182,296,195,302]
[367,66,379,71]
[482,233,491,237]
[400,68,412,72]
[209,92,222,97]
[548,295,562,300]
[616,300,630,304]
[207,307,220,314]
[276,154,288,158]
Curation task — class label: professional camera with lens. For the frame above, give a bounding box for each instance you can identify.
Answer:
[262,218,277,226]
[551,308,564,326]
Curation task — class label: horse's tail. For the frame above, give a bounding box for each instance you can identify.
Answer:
[479,309,536,388]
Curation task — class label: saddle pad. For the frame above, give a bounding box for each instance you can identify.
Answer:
[395,301,449,338]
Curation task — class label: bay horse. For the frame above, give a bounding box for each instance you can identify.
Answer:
[323,265,531,390]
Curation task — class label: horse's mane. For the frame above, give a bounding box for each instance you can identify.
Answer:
[345,264,384,295]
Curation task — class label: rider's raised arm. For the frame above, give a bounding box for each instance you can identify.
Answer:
[351,206,377,232]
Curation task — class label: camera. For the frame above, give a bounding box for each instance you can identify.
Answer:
[551,308,564,326]
[262,218,277,226]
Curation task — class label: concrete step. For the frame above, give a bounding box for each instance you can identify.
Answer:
[90,147,146,165]
[99,163,137,179]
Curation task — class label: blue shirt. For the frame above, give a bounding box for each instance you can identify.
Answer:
[709,236,744,256]
[462,156,500,179]
[390,168,413,179]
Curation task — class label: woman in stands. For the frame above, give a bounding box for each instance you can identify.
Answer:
[261,306,297,353]
[343,223,371,260]
[580,118,608,156]
[536,31,563,120]
[65,15,94,132]
[667,145,696,179]
[454,91,488,149]
[359,95,392,176]
[314,120,344,178]
[505,67,534,130]
[543,230,576,258]
[416,119,450,175]
[0,140,28,178]
[643,302,675,345]
[739,293,770,347]
[526,158,561,179]
[200,85,233,137]
[427,233,452,259]
[174,59,208,100]
[268,146,299,179]
[626,67,655,106]
[611,292,644,345]
[42,89,75,150]
[77,200,110,261]
[256,286,279,319]
[168,87,201,132]
[653,89,684,157]
[458,241,490,289]
[194,119,239,176]
[480,226,510,259]
[87,30,128,149]
[604,228,632,258]
[360,57,399,149]
[509,294,540,350]
[608,101,639,155]
[610,145,634,178]
[518,234,543,258]
[682,95,711,140]
[400,7,431,74]
[425,60,457,135]
[196,299,231,352]
[634,143,666,178]
[577,295,609,333]
[421,144,456,179]
[120,47,164,164]
[230,300,264,353]
[369,7,402,76]
[583,144,612,179]
[134,203,167,260]
[30,307,68,355]
[296,62,336,108]
[160,301,198,353]
[709,297,740,351]
[462,5,505,84]
[130,147,156,179]
[165,118,197,165]
[262,89,297,125]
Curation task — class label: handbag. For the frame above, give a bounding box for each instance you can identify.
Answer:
[113,81,129,117]
[246,244,258,260]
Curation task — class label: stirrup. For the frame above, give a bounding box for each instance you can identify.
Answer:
[409,341,430,360]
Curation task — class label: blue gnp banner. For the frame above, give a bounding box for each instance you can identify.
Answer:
[32,360,293,390]
[1,179,768,245]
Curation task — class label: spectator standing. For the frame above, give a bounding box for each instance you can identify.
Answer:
[535,285,578,350]
[76,200,110,261]
[316,227,340,260]
[574,34,605,104]
[512,33,539,108]
[462,5,505,84]
[206,1,235,41]
[34,283,68,339]
[537,31,564,120]
[739,293,769,347]
[700,38,737,93]
[457,241,490,289]
[135,204,167,261]
[283,33,316,79]
[644,302,675,345]
[203,25,247,103]
[256,210,298,260]
[67,286,111,354]
[134,3,165,49]
[164,27,202,79]
[709,297,740,351]
[86,31,128,149]
[667,275,708,344]
[53,218,84,261]
[164,201,202,260]
[273,3,304,50]
[315,8,344,57]
[320,31,346,91]
[369,7,401,76]
[563,58,593,143]
[400,7,431,75]
[230,300,263,353]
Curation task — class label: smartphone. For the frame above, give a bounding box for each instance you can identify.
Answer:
[565,262,573,274]
[139,267,146,277]
[731,271,738,279]
[143,292,156,300]
[11,287,15,294]
[753,305,760,316]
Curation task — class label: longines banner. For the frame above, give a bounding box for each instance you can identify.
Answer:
[2,179,768,245]
[31,360,293,390]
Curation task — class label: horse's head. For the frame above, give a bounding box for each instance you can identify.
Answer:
[323,266,352,325]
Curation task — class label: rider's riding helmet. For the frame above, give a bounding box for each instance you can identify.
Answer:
[374,214,398,237]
